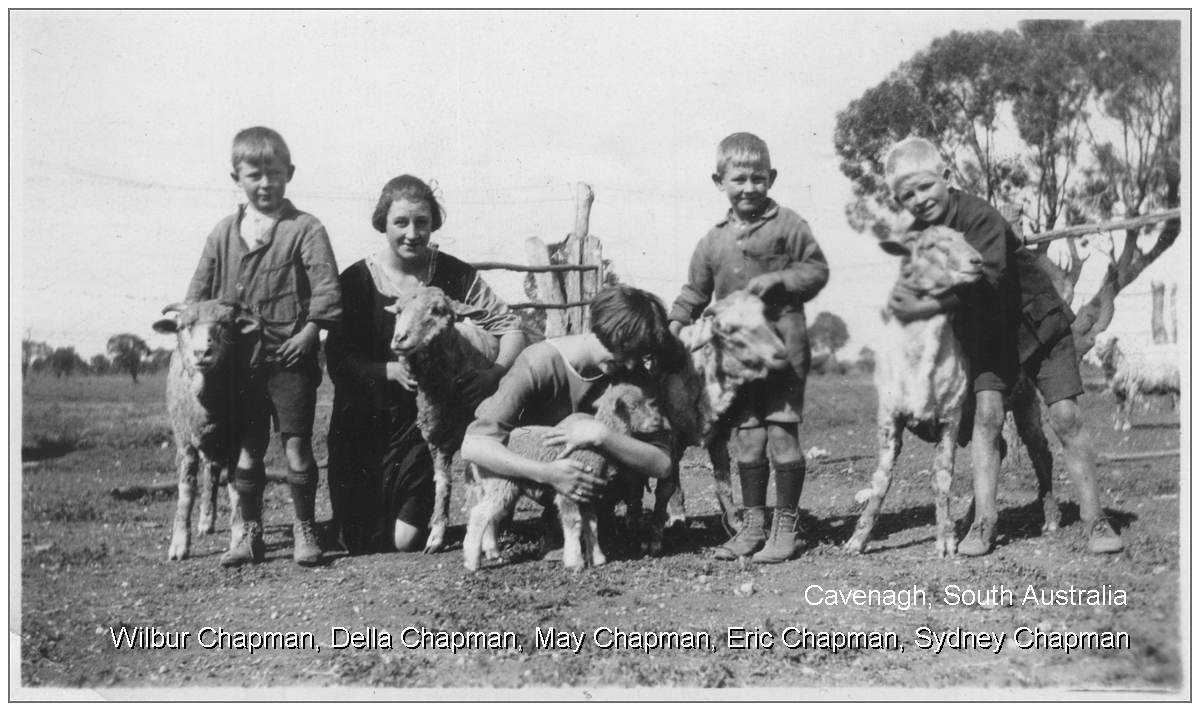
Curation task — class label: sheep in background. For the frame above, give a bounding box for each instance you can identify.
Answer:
[462,379,666,571]
[1091,333,1180,431]
[387,285,500,554]
[660,290,789,539]
[152,300,260,561]
[844,226,984,557]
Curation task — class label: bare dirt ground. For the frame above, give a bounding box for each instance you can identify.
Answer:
[17,371,1184,696]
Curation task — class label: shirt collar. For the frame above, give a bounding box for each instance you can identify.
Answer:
[716,198,779,228]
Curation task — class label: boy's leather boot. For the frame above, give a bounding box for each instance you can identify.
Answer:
[714,506,767,559]
[220,520,265,567]
[289,468,323,566]
[753,507,801,563]
[293,519,322,566]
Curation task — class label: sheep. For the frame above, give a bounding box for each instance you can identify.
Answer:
[659,290,790,541]
[462,379,666,571]
[1091,334,1180,431]
[844,226,984,557]
[151,300,260,561]
[386,285,500,554]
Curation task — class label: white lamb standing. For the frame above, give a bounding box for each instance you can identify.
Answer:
[462,379,666,571]
[1091,333,1180,431]
[660,290,790,539]
[152,300,260,561]
[386,285,500,554]
[844,226,984,558]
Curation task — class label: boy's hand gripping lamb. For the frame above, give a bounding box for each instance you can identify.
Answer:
[844,226,982,557]
[387,285,501,554]
[153,300,261,561]
[463,379,665,571]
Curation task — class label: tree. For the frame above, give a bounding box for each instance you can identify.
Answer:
[809,311,850,356]
[834,20,1181,357]
[107,333,151,382]
[49,346,84,378]
[89,354,112,375]
[21,338,51,376]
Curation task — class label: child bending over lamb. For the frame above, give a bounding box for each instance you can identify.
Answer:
[463,378,666,570]
[460,285,679,568]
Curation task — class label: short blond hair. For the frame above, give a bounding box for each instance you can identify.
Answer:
[716,132,771,176]
[884,137,946,192]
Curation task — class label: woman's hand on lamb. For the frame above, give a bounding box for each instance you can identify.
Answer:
[543,458,604,502]
[386,361,418,391]
[455,364,506,404]
[543,417,609,455]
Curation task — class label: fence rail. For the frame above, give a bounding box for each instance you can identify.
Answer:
[1024,209,1181,246]
[507,301,592,310]
[469,262,599,273]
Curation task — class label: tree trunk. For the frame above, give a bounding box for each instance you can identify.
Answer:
[1168,282,1178,343]
[1150,280,1168,343]
[1070,213,1181,357]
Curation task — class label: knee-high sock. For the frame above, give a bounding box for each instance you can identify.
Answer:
[287,466,319,521]
[233,463,266,521]
[773,459,806,511]
[737,460,770,509]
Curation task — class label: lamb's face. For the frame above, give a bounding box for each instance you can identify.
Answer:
[707,291,788,375]
[885,226,982,297]
[388,287,455,356]
[153,301,259,372]
[596,380,665,434]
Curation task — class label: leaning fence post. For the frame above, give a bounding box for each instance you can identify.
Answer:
[563,183,594,333]
[525,236,567,337]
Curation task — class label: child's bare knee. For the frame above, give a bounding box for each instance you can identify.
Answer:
[732,426,767,459]
[766,423,802,463]
[1048,399,1084,438]
[973,394,1005,434]
[283,435,316,470]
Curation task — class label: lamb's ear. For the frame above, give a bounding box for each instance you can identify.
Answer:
[383,298,402,315]
[879,239,910,257]
[152,318,178,334]
[683,316,714,350]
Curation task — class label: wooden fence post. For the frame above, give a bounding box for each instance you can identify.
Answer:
[525,236,567,337]
[563,183,595,333]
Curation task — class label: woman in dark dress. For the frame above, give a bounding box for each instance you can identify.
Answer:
[325,175,526,553]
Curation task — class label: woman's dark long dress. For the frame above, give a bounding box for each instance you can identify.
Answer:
[324,250,520,553]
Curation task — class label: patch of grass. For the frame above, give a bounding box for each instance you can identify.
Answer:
[29,500,101,523]
[25,542,109,568]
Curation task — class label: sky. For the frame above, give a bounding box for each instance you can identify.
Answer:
[11,9,1188,360]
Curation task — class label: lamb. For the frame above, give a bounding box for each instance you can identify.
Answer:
[462,379,666,571]
[844,226,984,557]
[659,290,789,540]
[1091,334,1180,431]
[386,285,500,554]
[152,300,260,561]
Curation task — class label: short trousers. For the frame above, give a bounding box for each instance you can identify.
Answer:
[241,360,322,438]
[1023,330,1084,405]
[727,364,807,429]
